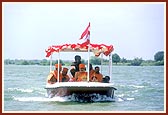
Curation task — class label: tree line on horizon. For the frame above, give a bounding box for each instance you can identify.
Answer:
[4,51,164,66]
[112,51,164,66]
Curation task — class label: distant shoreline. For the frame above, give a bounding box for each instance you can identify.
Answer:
[4,59,164,66]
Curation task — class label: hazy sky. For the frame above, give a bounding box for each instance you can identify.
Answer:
[3,2,165,60]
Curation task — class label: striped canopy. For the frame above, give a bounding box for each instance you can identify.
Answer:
[45,41,114,57]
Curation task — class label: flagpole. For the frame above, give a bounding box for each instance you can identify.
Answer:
[87,22,90,82]
[79,22,90,82]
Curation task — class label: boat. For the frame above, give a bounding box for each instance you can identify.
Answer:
[44,42,117,102]
[44,23,117,102]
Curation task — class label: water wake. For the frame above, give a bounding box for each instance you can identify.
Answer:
[13,93,116,102]
[8,88,33,93]
[12,93,135,103]
[13,96,69,102]
[9,87,133,103]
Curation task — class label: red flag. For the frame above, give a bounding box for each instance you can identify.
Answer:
[79,22,90,40]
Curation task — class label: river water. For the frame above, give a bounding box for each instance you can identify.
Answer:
[3,65,165,112]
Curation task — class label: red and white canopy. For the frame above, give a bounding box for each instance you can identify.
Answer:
[45,41,114,57]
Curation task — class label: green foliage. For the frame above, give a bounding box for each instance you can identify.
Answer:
[63,60,72,66]
[112,53,120,64]
[131,58,143,66]
[121,57,127,64]
[4,50,164,66]
[154,60,164,66]
[4,59,15,64]
[81,59,86,64]
[40,59,49,65]
[21,60,29,65]
[154,51,164,62]
[90,56,101,65]
[140,60,155,66]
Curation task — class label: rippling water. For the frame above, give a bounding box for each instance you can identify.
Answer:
[3,65,165,112]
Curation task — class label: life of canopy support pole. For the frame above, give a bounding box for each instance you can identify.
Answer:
[57,50,60,83]
[101,53,103,74]
[87,44,90,82]
[109,53,112,83]
[50,53,52,72]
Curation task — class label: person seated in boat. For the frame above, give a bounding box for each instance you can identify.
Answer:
[61,67,70,82]
[102,76,110,83]
[47,64,62,84]
[90,66,103,82]
[69,67,76,82]
[71,55,81,72]
[75,63,87,82]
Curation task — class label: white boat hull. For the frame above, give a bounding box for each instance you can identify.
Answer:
[45,82,117,99]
